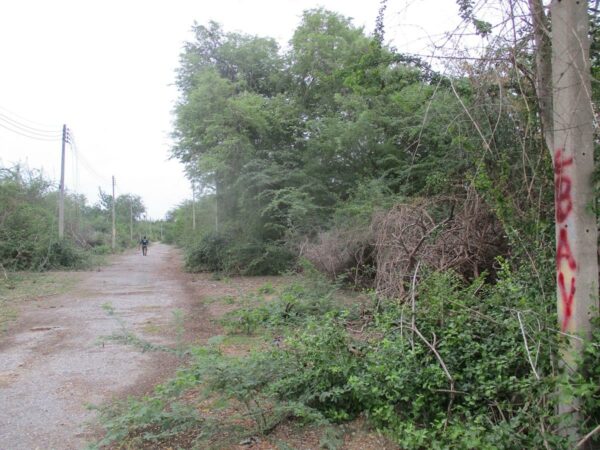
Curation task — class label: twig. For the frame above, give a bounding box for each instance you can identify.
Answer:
[576,423,600,449]
[539,419,551,450]
[410,261,421,352]
[410,322,455,426]
[517,311,540,380]
[411,325,454,388]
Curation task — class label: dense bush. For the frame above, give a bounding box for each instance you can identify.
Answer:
[45,240,88,269]
[184,232,229,272]
[228,241,295,275]
[184,232,295,275]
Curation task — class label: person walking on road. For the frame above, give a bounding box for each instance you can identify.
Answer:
[140,236,149,256]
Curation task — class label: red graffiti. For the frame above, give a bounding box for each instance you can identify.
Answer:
[554,149,574,223]
[558,271,576,332]
[556,228,577,271]
[554,148,576,331]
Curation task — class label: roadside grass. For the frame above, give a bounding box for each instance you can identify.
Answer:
[0,271,80,335]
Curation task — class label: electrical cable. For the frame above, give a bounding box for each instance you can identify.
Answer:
[0,120,61,141]
[68,131,110,185]
[0,105,61,129]
[0,112,62,136]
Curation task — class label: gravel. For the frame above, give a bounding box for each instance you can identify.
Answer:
[0,244,190,450]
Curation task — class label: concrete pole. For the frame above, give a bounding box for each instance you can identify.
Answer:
[551,0,598,426]
[130,200,133,242]
[192,183,196,231]
[111,176,116,251]
[58,125,67,239]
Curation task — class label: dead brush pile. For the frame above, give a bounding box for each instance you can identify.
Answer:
[373,194,506,298]
[302,193,506,297]
[300,225,375,287]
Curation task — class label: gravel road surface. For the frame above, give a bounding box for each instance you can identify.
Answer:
[0,244,191,450]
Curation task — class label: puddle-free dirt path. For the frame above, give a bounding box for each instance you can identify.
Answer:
[0,244,193,450]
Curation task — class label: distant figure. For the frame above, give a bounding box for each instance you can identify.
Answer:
[140,236,149,256]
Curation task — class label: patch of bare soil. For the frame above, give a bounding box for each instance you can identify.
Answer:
[0,244,199,450]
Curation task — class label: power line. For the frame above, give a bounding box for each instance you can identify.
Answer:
[0,120,61,141]
[0,112,62,136]
[0,106,63,141]
[67,130,111,185]
[0,105,61,130]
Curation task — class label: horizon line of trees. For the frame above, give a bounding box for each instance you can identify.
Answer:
[0,164,151,270]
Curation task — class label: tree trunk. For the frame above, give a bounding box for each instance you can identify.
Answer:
[528,0,554,152]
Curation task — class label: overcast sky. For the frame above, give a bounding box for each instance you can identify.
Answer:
[0,0,469,219]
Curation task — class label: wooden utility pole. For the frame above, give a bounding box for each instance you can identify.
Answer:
[58,124,68,239]
[130,200,133,241]
[111,176,116,251]
[192,182,196,231]
[551,0,598,428]
[215,182,219,233]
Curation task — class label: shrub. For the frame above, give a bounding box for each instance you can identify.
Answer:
[221,277,341,335]
[228,241,295,276]
[184,232,229,272]
[373,193,506,297]
[44,240,88,269]
[185,233,295,276]
[217,266,574,448]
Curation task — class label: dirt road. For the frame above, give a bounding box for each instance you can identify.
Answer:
[0,244,193,450]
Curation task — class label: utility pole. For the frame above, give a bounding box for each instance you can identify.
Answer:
[551,0,597,434]
[160,221,164,241]
[130,199,133,242]
[58,124,68,239]
[111,176,116,251]
[192,182,196,231]
[215,182,219,233]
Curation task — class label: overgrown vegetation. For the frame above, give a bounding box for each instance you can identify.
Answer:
[95,2,600,448]
[93,266,600,449]
[0,165,149,271]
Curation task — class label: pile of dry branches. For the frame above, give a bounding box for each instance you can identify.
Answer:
[300,225,374,286]
[301,192,505,297]
[373,193,505,298]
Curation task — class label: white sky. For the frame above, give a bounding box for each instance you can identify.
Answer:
[0,0,467,219]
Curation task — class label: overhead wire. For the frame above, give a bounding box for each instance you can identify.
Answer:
[0,120,62,141]
[0,106,62,141]
[0,105,61,130]
[68,130,111,187]
[0,112,62,136]
[0,108,117,220]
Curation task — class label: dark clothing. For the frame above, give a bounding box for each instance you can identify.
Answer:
[140,238,149,256]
